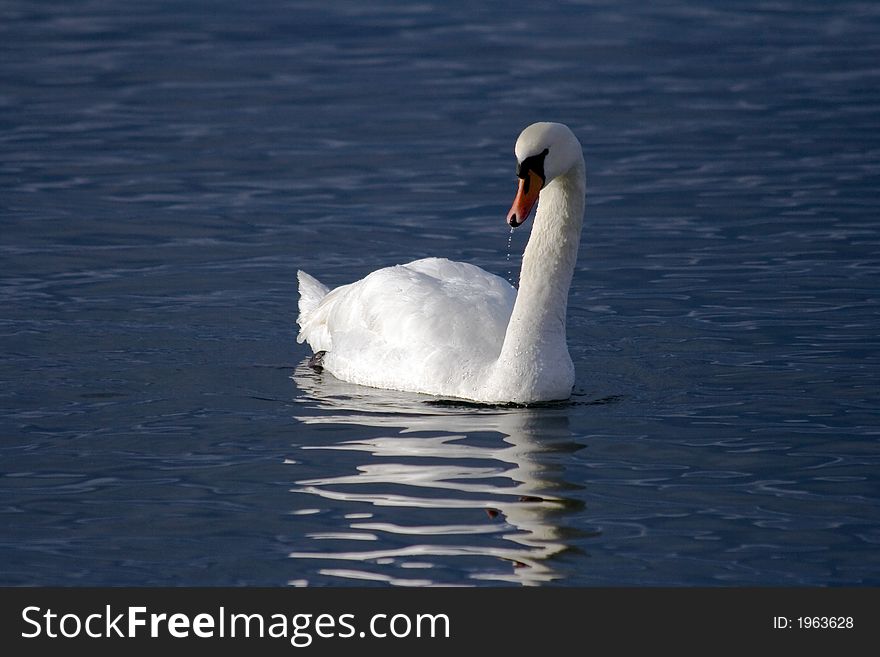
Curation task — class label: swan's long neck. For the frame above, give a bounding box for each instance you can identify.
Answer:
[493,160,585,395]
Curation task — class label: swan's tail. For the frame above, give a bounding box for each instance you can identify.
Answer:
[296,270,330,345]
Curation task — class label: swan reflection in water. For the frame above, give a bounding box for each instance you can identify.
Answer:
[288,363,592,586]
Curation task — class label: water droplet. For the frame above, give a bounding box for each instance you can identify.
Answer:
[506,228,515,285]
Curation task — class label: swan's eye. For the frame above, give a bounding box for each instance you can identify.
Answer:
[515,147,549,191]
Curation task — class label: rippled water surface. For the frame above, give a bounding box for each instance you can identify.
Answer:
[2,0,879,586]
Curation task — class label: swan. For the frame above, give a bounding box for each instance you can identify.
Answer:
[296,122,586,404]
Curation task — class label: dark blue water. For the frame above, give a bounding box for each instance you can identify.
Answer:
[2,0,879,586]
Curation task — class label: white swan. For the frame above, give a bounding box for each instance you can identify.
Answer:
[296,122,586,404]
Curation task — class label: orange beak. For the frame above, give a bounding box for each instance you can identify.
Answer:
[507,170,543,227]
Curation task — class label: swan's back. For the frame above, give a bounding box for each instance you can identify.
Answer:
[297,257,516,396]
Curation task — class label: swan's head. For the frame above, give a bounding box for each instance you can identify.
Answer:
[507,122,583,228]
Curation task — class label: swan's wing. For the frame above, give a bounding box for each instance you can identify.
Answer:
[300,257,516,392]
[393,257,516,353]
